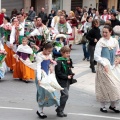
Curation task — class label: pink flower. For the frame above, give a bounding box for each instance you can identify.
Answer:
[116,50,120,55]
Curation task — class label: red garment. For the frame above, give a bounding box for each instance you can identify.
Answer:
[67,17,78,27]
[0,13,4,25]
[59,20,66,24]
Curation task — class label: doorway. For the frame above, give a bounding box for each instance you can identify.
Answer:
[99,0,108,14]
[31,0,36,12]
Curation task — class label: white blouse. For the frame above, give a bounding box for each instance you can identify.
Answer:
[94,37,119,66]
[36,52,52,81]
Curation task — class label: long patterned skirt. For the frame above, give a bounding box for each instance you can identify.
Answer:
[95,63,120,102]
[35,78,59,107]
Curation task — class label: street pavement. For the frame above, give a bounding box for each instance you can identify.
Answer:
[0,45,120,120]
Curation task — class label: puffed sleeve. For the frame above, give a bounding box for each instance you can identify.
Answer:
[67,22,72,34]
[36,53,43,80]
[94,41,108,66]
[10,26,15,44]
[29,28,38,37]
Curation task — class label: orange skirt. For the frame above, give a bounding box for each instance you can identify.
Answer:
[4,44,16,70]
[13,59,35,81]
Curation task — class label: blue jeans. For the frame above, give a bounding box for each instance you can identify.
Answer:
[82,43,89,59]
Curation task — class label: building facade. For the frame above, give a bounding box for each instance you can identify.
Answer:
[0,0,120,17]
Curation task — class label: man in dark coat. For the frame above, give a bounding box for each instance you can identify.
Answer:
[38,7,48,25]
[110,12,120,28]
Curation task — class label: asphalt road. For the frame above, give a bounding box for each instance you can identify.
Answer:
[0,45,120,120]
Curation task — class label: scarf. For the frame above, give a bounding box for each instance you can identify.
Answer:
[57,57,68,74]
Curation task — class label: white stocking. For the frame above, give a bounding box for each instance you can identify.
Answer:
[38,106,43,113]
[100,102,106,108]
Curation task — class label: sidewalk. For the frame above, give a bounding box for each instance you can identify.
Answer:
[72,61,96,94]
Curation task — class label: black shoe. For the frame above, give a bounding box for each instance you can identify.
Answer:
[83,58,86,61]
[36,111,47,119]
[19,78,22,80]
[87,59,90,61]
[63,112,67,117]
[24,80,29,83]
[92,69,96,73]
[57,112,64,117]
[100,107,108,113]
[55,108,59,113]
[109,106,120,113]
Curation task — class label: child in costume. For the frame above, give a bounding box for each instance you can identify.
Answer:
[35,42,63,119]
[55,46,76,117]
[13,37,35,82]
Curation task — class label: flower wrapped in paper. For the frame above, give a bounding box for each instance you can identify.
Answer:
[24,21,34,37]
[0,50,7,64]
[3,24,12,42]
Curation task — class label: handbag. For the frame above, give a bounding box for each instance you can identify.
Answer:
[81,34,88,44]
[70,78,77,85]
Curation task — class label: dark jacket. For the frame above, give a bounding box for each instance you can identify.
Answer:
[110,19,120,28]
[86,27,101,46]
[27,10,36,21]
[48,13,55,27]
[55,58,73,87]
[38,11,48,21]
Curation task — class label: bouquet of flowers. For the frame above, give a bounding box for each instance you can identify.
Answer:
[3,24,12,42]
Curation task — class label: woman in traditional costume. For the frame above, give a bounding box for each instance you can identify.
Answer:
[35,42,61,119]
[0,16,12,70]
[13,37,35,82]
[94,25,120,113]
[5,17,19,71]
[67,11,78,49]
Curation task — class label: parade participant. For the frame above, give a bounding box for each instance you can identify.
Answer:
[0,16,11,42]
[1,16,12,69]
[35,42,59,119]
[5,17,19,71]
[55,46,75,117]
[94,25,120,113]
[100,9,111,22]
[0,9,6,25]
[51,10,63,28]
[67,11,78,49]
[13,37,35,82]
[16,12,25,44]
[54,15,72,46]
[86,19,101,73]
[0,41,7,79]
[16,12,33,44]
[28,17,49,47]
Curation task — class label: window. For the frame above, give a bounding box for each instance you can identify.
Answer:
[52,0,63,12]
